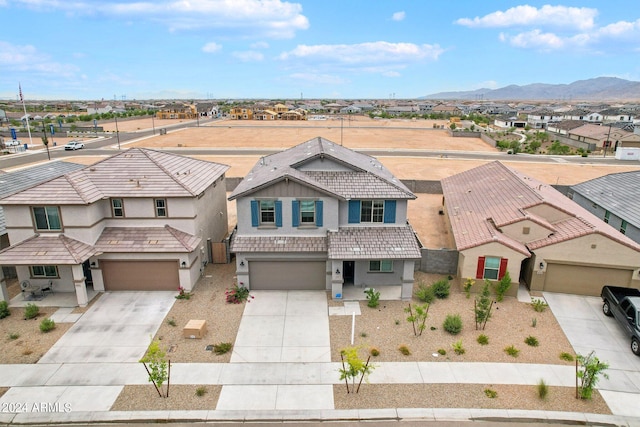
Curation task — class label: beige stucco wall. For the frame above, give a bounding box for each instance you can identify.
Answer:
[458,241,529,286]
[525,203,571,223]
[500,219,553,244]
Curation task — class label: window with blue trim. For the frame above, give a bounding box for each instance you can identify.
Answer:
[361,200,384,223]
[260,200,275,224]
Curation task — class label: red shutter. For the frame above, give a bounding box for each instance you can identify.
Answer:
[476,257,485,279]
[498,258,508,280]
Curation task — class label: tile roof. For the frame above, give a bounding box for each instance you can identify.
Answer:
[441,161,640,254]
[571,170,640,228]
[0,234,96,265]
[568,123,630,140]
[230,235,327,253]
[228,137,414,201]
[0,148,229,205]
[94,225,201,253]
[327,226,422,259]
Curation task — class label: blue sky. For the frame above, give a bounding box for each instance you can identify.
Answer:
[1,0,639,100]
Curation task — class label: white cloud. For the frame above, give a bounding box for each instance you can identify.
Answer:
[232,50,264,62]
[202,42,222,53]
[597,18,640,38]
[288,73,348,85]
[279,41,444,64]
[250,41,270,49]
[0,41,78,77]
[392,11,405,22]
[12,0,309,38]
[456,5,597,30]
[382,71,401,77]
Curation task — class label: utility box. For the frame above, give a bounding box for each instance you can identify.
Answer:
[183,319,207,339]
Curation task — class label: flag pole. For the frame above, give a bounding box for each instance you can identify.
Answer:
[19,83,34,147]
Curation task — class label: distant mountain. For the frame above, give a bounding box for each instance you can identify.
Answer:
[422,77,640,101]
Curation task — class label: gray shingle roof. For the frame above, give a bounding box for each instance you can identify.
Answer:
[571,171,640,228]
[228,137,414,201]
[0,148,229,205]
[327,226,421,259]
[95,225,201,253]
[0,234,96,265]
[230,235,327,253]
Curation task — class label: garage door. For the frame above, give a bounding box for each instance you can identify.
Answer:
[249,261,326,290]
[544,263,633,296]
[102,260,179,291]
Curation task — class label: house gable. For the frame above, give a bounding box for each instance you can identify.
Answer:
[248,179,330,199]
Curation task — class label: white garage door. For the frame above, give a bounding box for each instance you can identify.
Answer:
[544,263,633,296]
[249,261,326,290]
[102,260,179,291]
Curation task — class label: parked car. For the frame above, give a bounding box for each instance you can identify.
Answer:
[5,139,21,147]
[64,141,84,150]
[601,285,640,355]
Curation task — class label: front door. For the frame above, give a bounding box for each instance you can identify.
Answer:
[82,260,93,286]
[343,261,355,284]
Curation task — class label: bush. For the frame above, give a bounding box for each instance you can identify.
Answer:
[39,318,56,333]
[560,352,574,362]
[24,303,39,320]
[370,347,380,357]
[0,301,10,319]
[531,298,548,312]
[195,386,208,397]
[226,284,251,304]
[484,388,498,398]
[477,334,489,345]
[167,318,177,327]
[443,314,462,335]
[415,283,435,303]
[432,278,450,299]
[494,271,511,302]
[452,340,465,355]
[364,288,380,308]
[437,348,446,355]
[8,332,20,340]
[504,345,520,357]
[525,336,539,347]
[213,342,233,355]
[537,379,549,400]
[398,345,411,356]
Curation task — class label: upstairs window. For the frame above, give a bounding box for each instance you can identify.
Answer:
[250,200,282,227]
[292,200,323,227]
[111,198,124,217]
[32,206,62,231]
[300,200,315,224]
[620,220,628,235]
[603,211,610,223]
[260,200,275,224]
[361,200,384,223]
[155,199,167,217]
[348,200,396,224]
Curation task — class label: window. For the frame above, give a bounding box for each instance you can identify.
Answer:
[30,265,58,278]
[32,206,62,231]
[260,200,275,224]
[361,200,384,223]
[603,211,610,223]
[620,220,628,235]
[155,199,167,217]
[483,257,500,280]
[300,200,315,224]
[369,260,393,272]
[111,199,124,217]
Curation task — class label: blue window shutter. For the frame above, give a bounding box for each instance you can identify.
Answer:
[250,200,259,227]
[292,200,300,227]
[384,200,396,223]
[348,200,360,224]
[315,200,323,227]
[275,200,282,227]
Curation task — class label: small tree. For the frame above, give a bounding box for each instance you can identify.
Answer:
[494,271,512,302]
[449,123,457,130]
[474,280,493,330]
[463,278,475,299]
[576,351,609,400]
[364,288,380,308]
[338,346,375,393]
[140,339,170,398]
[405,303,430,336]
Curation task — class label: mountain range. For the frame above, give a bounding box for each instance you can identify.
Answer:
[422,77,640,101]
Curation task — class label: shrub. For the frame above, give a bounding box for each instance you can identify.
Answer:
[39,318,56,333]
[525,336,539,347]
[560,352,574,362]
[531,318,537,328]
[195,386,208,397]
[537,379,549,400]
[484,388,498,398]
[213,342,233,355]
[370,347,380,357]
[475,280,493,330]
[531,298,548,312]
[0,301,10,319]
[8,332,20,340]
[24,303,39,320]
[415,283,435,303]
[360,332,368,338]
[437,348,446,355]
[494,271,511,302]
[463,278,474,299]
[504,345,520,357]
[364,288,380,308]
[432,278,450,299]
[443,314,462,335]
[167,318,177,327]
[394,319,400,325]
[577,351,609,400]
[477,334,489,345]
[175,286,191,300]
[398,345,411,356]
[452,340,465,355]
[226,284,251,304]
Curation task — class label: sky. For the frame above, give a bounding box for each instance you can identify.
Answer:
[1,0,639,100]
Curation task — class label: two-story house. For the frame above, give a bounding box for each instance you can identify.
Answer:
[0,148,229,306]
[228,137,421,299]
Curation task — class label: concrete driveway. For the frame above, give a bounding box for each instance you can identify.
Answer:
[544,292,640,417]
[38,291,176,364]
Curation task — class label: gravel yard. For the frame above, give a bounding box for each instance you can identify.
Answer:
[111,385,222,411]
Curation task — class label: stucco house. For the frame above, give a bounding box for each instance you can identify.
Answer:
[0,148,229,306]
[441,161,640,296]
[228,137,421,299]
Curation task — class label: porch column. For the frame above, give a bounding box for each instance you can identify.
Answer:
[401,260,415,300]
[0,269,7,303]
[72,264,88,307]
[331,259,343,299]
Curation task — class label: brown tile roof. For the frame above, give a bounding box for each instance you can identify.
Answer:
[94,225,201,253]
[228,137,414,201]
[441,161,640,254]
[230,235,327,253]
[0,234,96,265]
[0,148,229,205]
[327,226,422,259]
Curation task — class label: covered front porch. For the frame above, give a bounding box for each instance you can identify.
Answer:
[8,282,99,308]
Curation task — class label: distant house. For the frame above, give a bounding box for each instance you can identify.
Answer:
[254,109,277,120]
[340,106,362,114]
[156,103,197,119]
[441,161,640,296]
[547,120,585,135]
[229,107,253,120]
[86,103,113,115]
[526,110,563,129]
[431,104,462,115]
[567,123,633,151]
[599,108,633,123]
[281,109,307,120]
[196,103,219,117]
[494,115,527,129]
[569,171,640,245]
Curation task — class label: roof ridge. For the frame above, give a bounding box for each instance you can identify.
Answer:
[139,148,198,197]
[58,234,85,264]
[164,224,194,251]
[62,172,93,204]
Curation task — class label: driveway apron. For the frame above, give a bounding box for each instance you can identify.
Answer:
[219,290,333,410]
